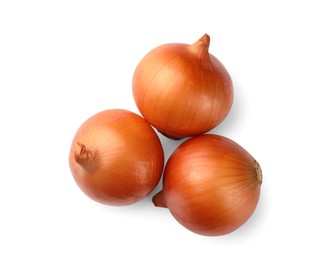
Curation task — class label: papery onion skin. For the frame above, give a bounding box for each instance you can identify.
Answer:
[69,109,164,206]
[152,134,262,236]
[132,34,233,140]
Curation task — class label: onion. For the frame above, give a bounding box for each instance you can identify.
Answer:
[132,34,233,140]
[152,134,262,236]
[69,109,164,206]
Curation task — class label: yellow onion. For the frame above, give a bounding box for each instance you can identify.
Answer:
[132,34,233,140]
[152,134,262,236]
[69,109,164,206]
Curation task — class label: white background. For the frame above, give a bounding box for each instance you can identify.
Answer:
[1,0,330,259]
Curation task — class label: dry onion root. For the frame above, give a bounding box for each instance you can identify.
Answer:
[153,134,262,236]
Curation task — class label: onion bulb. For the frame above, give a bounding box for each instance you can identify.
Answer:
[69,109,164,206]
[152,134,262,236]
[132,34,233,140]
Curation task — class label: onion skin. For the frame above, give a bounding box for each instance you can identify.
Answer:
[152,134,262,236]
[132,34,233,140]
[69,109,164,206]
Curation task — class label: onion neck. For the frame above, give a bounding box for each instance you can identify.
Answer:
[74,142,97,171]
[187,34,211,65]
[152,190,167,208]
[254,160,263,185]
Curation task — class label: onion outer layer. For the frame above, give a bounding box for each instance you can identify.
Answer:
[132,34,233,140]
[152,134,262,236]
[69,109,164,206]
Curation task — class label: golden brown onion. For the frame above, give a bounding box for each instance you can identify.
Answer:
[69,109,164,206]
[132,34,233,140]
[152,134,262,236]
